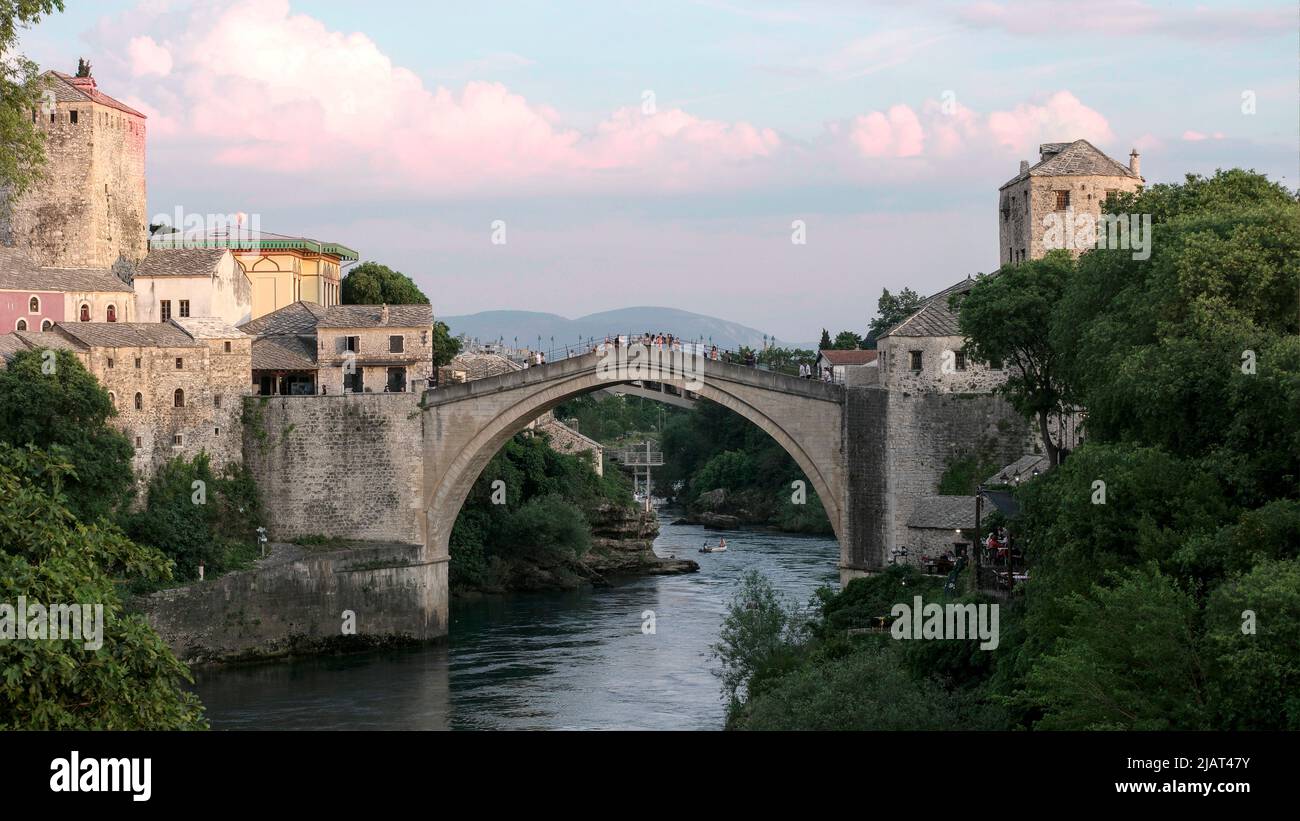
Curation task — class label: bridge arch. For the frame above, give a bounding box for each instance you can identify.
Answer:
[421,351,847,573]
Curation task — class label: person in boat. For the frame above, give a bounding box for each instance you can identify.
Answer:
[719,537,727,549]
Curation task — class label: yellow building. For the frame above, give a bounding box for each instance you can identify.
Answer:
[149,230,358,319]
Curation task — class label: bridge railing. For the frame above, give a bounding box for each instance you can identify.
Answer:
[534,333,824,381]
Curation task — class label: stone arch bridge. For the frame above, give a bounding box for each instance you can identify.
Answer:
[422,350,851,574]
[241,348,1031,644]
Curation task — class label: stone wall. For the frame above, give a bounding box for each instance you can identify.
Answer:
[242,393,426,545]
[0,83,147,269]
[83,336,250,481]
[134,542,445,664]
[999,172,1142,265]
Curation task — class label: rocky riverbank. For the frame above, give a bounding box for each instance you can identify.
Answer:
[452,504,697,597]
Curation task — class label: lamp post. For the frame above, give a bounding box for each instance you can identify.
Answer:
[973,484,983,594]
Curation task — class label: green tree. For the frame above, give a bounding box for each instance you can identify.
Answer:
[1023,564,1207,730]
[340,261,429,305]
[432,320,461,368]
[956,250,1075,465]
[831,330,862,350]
[713,570,808,709]
[0,445,207,729]
[866,286,924,348]
[0,348,134,521]
[0,1,63,199]
[818,329,832,350]
[124,453,264,581]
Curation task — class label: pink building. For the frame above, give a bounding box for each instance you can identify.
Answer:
[0,247,133,332]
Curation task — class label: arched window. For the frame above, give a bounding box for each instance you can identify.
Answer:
[28,296,39,313]
[106,304,117,323]
[173,389,184,408]
[15,319,27,331]
[134,392,143,410]
[79,304,90,322]
[108,391,116,408]
[40,320,51,332]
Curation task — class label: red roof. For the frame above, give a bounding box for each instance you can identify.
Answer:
[50,71,146,119]
[818,349,877,365]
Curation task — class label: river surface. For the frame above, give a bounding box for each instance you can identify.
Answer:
[192,512,839,730]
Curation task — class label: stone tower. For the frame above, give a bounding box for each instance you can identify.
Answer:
[0,68,147,269]
[997,139,1143,267]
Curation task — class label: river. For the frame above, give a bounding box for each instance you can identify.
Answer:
[192,512,839,730]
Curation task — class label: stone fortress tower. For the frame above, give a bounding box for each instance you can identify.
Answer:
[0,64,147,271]
[998,139,1143,267]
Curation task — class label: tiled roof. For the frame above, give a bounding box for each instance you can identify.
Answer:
[0,328,86,367]
[316,304,433,329]
[149,230,358,261]
[238,301,328,336]
[48,71,146,118]
[818,349,878,366]
[0,247,133,293]
[878,276,975,339]
[0,334,30,368]
[171,317,246,339]
[54,322,202,349]
[251,335,317,371]
[449,352,524,380]
[985,454,1050,486]
[999,139,1138,189]
[135,248,228,278]
[907,495,977,530]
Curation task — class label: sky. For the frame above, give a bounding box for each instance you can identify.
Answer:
[15,0,1299,342]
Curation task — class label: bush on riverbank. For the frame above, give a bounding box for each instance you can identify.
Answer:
[449,432,632,592]
[123,453,264,583]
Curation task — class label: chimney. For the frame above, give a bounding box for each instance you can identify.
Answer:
[380,304,389,325]
[1019,160,1030,175]
[1129,148,1141,177]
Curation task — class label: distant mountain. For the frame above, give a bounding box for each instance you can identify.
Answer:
[441,306,812,352]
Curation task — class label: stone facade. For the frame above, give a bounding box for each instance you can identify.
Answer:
[0,71,147,269]
[56,319,250,480]
[998,140,1143,266]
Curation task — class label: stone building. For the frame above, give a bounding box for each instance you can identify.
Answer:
[849,277,1037,568]
[0,69,147,269]
[240,301,434,395]
[905,496,977,562]
[816,348,876,381]
[0,246,135,330]
[132,248,252,327]
[150,230,356,319]
[0,317,251,479]
[998,140,1143,266]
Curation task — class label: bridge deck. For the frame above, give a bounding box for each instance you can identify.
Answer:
[424,350,845,406]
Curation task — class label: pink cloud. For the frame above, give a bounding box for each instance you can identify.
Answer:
[850,105,924,158]
[986,91,1113,153]
[127,35,171,77]
[1181,130,1225,142]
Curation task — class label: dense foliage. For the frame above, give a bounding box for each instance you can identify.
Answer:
[720,169,1300,730]
[448,432,631,590]
[0,348,134,521]
[865,286,925,348]
[0,2,61,198]
[340,261,429,305]
[123,453,264,582]
[0,445,207,729]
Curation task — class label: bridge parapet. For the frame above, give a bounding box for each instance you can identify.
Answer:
[423,350,844,407]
